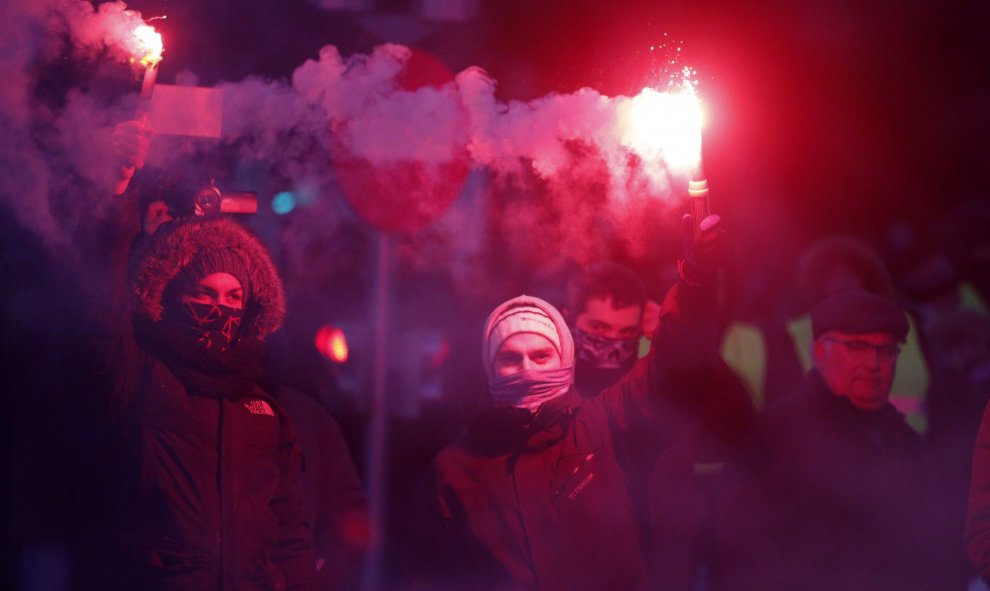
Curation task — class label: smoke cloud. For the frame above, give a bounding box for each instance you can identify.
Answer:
[4,0,697,287]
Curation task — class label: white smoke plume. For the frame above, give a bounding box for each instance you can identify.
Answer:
[0,0,152,249]
[4,0,697,279]
[226,41,692,280]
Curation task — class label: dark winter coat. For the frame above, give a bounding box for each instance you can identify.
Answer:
[80,199,315,591]
[714,371,956,591]
[434,279,719,591]
[966,400,990,583]
[277,387,369,590]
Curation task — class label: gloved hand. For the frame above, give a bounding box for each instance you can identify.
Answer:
[111,117,153,195]
[679,213,725,285]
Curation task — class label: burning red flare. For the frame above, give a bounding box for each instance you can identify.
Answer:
[131,23,163,67]
[619,97,703,175]
[617,68,704,177]
[129,19,165,106]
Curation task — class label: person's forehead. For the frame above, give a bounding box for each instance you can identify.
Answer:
[578,297,642,324]
[823,330,896,344]
[197,272,242,291]
[498,332,557,353]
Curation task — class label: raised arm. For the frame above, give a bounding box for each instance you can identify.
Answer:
[74,119,152,417]
[601,215,725,437]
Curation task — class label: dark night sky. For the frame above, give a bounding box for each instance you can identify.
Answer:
[122,0,989,264]
[1,6,987,587]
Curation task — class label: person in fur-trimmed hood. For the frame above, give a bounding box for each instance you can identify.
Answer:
[130,216,286,400]
[67,120,317,591]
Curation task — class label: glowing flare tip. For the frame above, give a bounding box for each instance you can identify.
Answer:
[133,24,163,67]
[618,72,704,174]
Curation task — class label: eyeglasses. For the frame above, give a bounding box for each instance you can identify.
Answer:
[824,338,901,360]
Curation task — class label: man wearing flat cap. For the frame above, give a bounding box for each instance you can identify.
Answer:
[808,290,910,413]
[713,290,957,591]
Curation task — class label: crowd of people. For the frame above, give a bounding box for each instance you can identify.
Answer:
[8,117,990,591]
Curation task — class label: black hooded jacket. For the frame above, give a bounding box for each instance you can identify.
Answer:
[77,197,315,591]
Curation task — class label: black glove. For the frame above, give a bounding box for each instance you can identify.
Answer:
[679,213,725,285]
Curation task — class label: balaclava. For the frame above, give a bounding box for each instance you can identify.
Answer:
[131,216,285,399]
[164,248,252,351]
[133,216,285,337]
[482,295,575,412]
[133,216,285,355]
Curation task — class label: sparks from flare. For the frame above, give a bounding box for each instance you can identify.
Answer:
[617,66,704,176]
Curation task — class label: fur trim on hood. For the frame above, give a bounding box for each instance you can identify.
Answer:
[132,217,285,339]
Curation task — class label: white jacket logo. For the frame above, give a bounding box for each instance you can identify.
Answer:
[244,400,275,416]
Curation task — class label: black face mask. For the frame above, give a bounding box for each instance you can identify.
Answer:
[572,327,639,397]
[572,327,639,369]
[175,301,243,352]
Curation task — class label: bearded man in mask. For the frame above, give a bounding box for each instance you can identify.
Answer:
[71,119,316,591]
[560,263,756,590]
[431,217,725,591]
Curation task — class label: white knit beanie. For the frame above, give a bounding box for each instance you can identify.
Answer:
[482,295,574,381]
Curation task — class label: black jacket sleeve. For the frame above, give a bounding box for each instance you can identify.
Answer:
[75,193,147,419]
[600,276,720,441]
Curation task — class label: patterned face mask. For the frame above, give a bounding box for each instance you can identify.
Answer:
[179,301,243,351]
[571,327,639,369]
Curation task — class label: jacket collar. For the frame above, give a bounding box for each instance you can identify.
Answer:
[801,370,903,424]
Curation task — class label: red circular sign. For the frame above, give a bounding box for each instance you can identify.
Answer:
[333,48,470,234]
